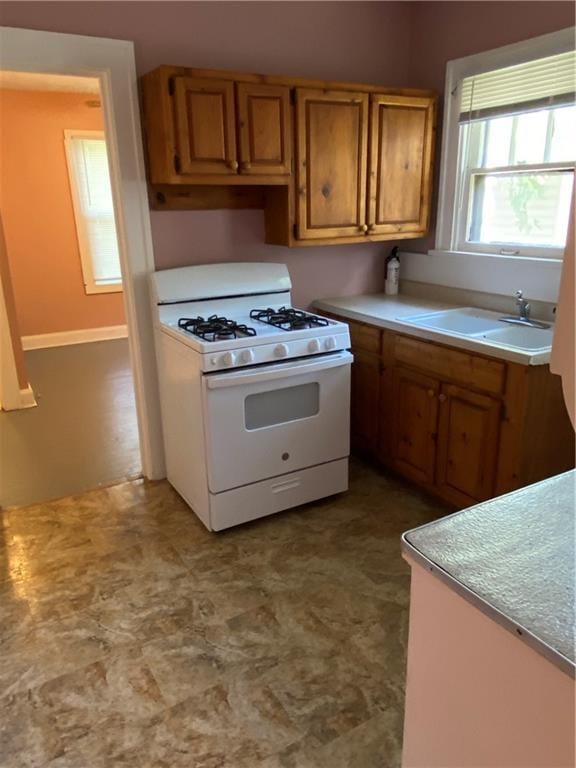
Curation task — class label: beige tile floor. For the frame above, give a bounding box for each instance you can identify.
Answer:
[0,460,448,768]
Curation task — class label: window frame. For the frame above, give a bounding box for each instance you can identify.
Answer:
[455,160,574,258]
[64,128,123,295]
[436,27,575,262]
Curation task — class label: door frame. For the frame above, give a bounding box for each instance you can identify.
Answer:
[0,25,165,479]
[0,246,36,410]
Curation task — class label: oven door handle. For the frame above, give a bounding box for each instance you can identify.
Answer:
[204,351,353,389]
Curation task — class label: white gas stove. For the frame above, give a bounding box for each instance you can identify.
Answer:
[151,262,352,531]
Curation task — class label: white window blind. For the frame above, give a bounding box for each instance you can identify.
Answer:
[65,131,122,293]
[459,50,576,122]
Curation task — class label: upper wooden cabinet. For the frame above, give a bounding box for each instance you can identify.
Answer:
[295,89,368,239]
[237,83,291,176]
[368,95,435,236]
[291,87,435,244]
[141,65,436,243]
[172,76,237,176]
[141,67,292,187]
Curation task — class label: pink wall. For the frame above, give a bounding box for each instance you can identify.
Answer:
[0,1,414,308]
[0,89,126,336]
[1,1,573,306]
[407,1,575,253]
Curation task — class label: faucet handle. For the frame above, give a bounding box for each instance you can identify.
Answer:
[515,289,524,299]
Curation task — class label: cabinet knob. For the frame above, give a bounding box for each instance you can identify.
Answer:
[427,389,435,398]
[241,161,251,171]
[229,160,239,171]
[360,224,368,233]
[367,223,375,232]
[438,393,447,403]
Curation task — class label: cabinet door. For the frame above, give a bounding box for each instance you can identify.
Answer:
[296,89,369,239]
[173,76,237,175]
[391,367,439,486]
[237,84,291,175]
[351,350,381,457]
[436,383,501,506]
[367,95,434,236]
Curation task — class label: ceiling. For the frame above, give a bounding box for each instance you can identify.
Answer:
[0,71,100,94]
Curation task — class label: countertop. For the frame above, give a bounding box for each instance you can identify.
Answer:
[313,293,551,365]
[402,471,575,676]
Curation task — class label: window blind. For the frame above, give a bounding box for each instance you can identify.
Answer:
[68,137,121,284]
[459,50,576,123]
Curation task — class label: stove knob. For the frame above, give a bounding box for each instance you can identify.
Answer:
[274,343,289,358]
[324,336,337,350]
[308,339,320,353]
[221,351,236,367]
[239,349,254,365]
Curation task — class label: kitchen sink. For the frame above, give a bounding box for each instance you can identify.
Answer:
[477,324,554,351]
[401,307,506,335]
[401,307,554,353]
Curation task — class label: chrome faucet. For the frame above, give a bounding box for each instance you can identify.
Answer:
[515,290,531,321]
[499,290,550,329]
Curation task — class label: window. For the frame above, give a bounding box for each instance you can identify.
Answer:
[64,130,122,293]
[438,30,575,260]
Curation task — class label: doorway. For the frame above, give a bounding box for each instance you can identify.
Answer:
[0,26,166,501]
[0,73,141,506]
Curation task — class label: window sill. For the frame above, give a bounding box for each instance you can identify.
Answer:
[430,249,563,265]
[84,283,124,295]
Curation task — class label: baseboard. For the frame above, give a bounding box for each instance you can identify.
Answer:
[1,383,37,411]
[19,384,37,408]
[22,325,128,350]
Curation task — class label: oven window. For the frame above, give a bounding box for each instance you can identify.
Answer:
[245,383,320,430]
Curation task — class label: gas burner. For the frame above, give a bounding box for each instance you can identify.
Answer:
[250,307,330,331]
[178,315,257,342]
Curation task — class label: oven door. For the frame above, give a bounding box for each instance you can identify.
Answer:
[202,351,352,493]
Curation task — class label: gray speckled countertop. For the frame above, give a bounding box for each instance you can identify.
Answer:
[402,471,575,676]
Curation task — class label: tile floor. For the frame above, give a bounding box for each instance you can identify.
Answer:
[0,460,447,768]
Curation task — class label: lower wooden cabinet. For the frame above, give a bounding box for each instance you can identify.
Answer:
[435,383,501,507]
[389,370,501,505]
[350,349,381,457]
[391,367,438,486]
[342,316,575,508]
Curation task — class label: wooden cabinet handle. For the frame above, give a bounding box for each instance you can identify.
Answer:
[427,389,435,398]
[229,160,239,171]
[438,393,447,403]
[367,224,375,232]
[360,224,368,233]
[241,162,251,171]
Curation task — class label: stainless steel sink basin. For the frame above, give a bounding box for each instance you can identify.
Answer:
[401,307,554,353]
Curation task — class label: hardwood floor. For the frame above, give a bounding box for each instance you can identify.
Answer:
[0,339,140,509]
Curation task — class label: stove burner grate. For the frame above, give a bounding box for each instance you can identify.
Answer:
[178,315,257,342]
[250,306,330,331]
